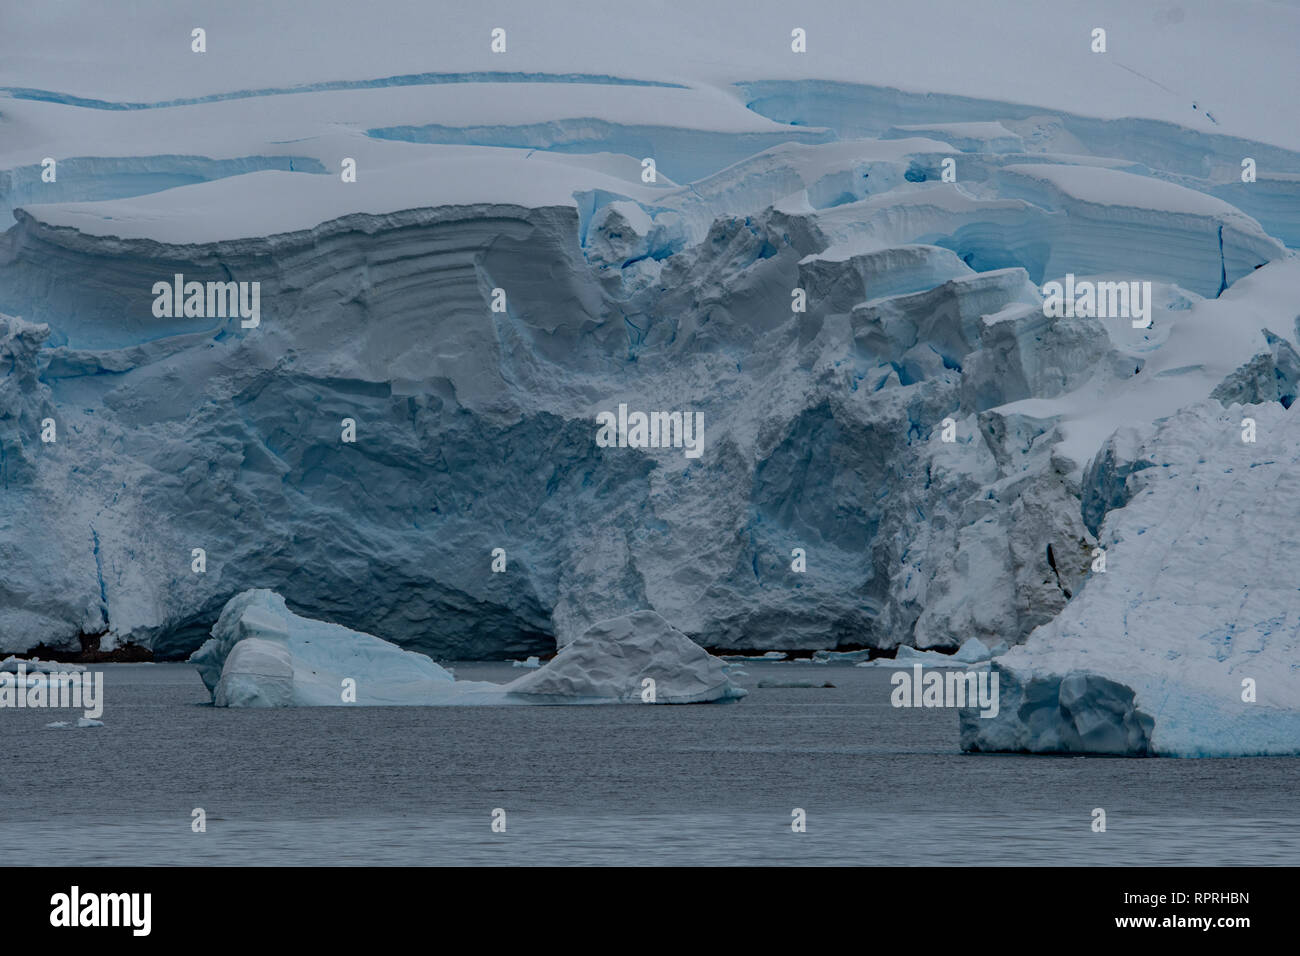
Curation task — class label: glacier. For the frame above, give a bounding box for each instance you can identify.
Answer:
[960,401,1300,757]
[1,1,1299,754]
[192,589,745,706]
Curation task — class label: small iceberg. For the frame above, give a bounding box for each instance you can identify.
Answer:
[856,637,999,667]
[508,610,747,704]
[45,717,104,729]
[952,638,994,664]
[719,651,788,662]
[810,649,874,664]
[191,590,746,707]
[1,657,88,689]
[1,656,86,674]
[191,589,471,707]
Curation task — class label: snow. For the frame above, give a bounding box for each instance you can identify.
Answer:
[3,1,1297,150]
[19,161,654,244]
[192,590,745,706]
[0,0,1297,766]
[885,122,1024,153]
[1002,163,1265,218]
[1004,259,1300,475]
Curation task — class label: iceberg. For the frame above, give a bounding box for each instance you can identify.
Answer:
[192,589,471,706]
[191,590,745,706]
[1,657,86,673]
[44,717,104,729]
[952,637,994,664]
[961,402,1300,756]
[506,610,747,704]
[810,648,874,664]
[856,638,994,668]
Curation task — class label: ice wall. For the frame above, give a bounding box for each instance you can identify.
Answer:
[1,3,1297,677]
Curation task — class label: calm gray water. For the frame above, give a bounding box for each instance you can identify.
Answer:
[2,662,1296,865]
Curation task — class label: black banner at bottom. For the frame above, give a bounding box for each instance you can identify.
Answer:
[2,865,1283,941]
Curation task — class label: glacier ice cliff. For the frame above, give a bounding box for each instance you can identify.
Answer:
[1,0,1298,767]
[7,146,1293,663]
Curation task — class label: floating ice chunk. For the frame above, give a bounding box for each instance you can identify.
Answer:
[855,643,991,667]
[511,656,542,669]
[1,656,85,673]
[193,591,744,707]
[192,589,463,707]
[46,717,104,729]
[505,611,747,704]
[896,645,966,667]
[721,651,788,662]
[952,637,993,663]
[811,649,874,664]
